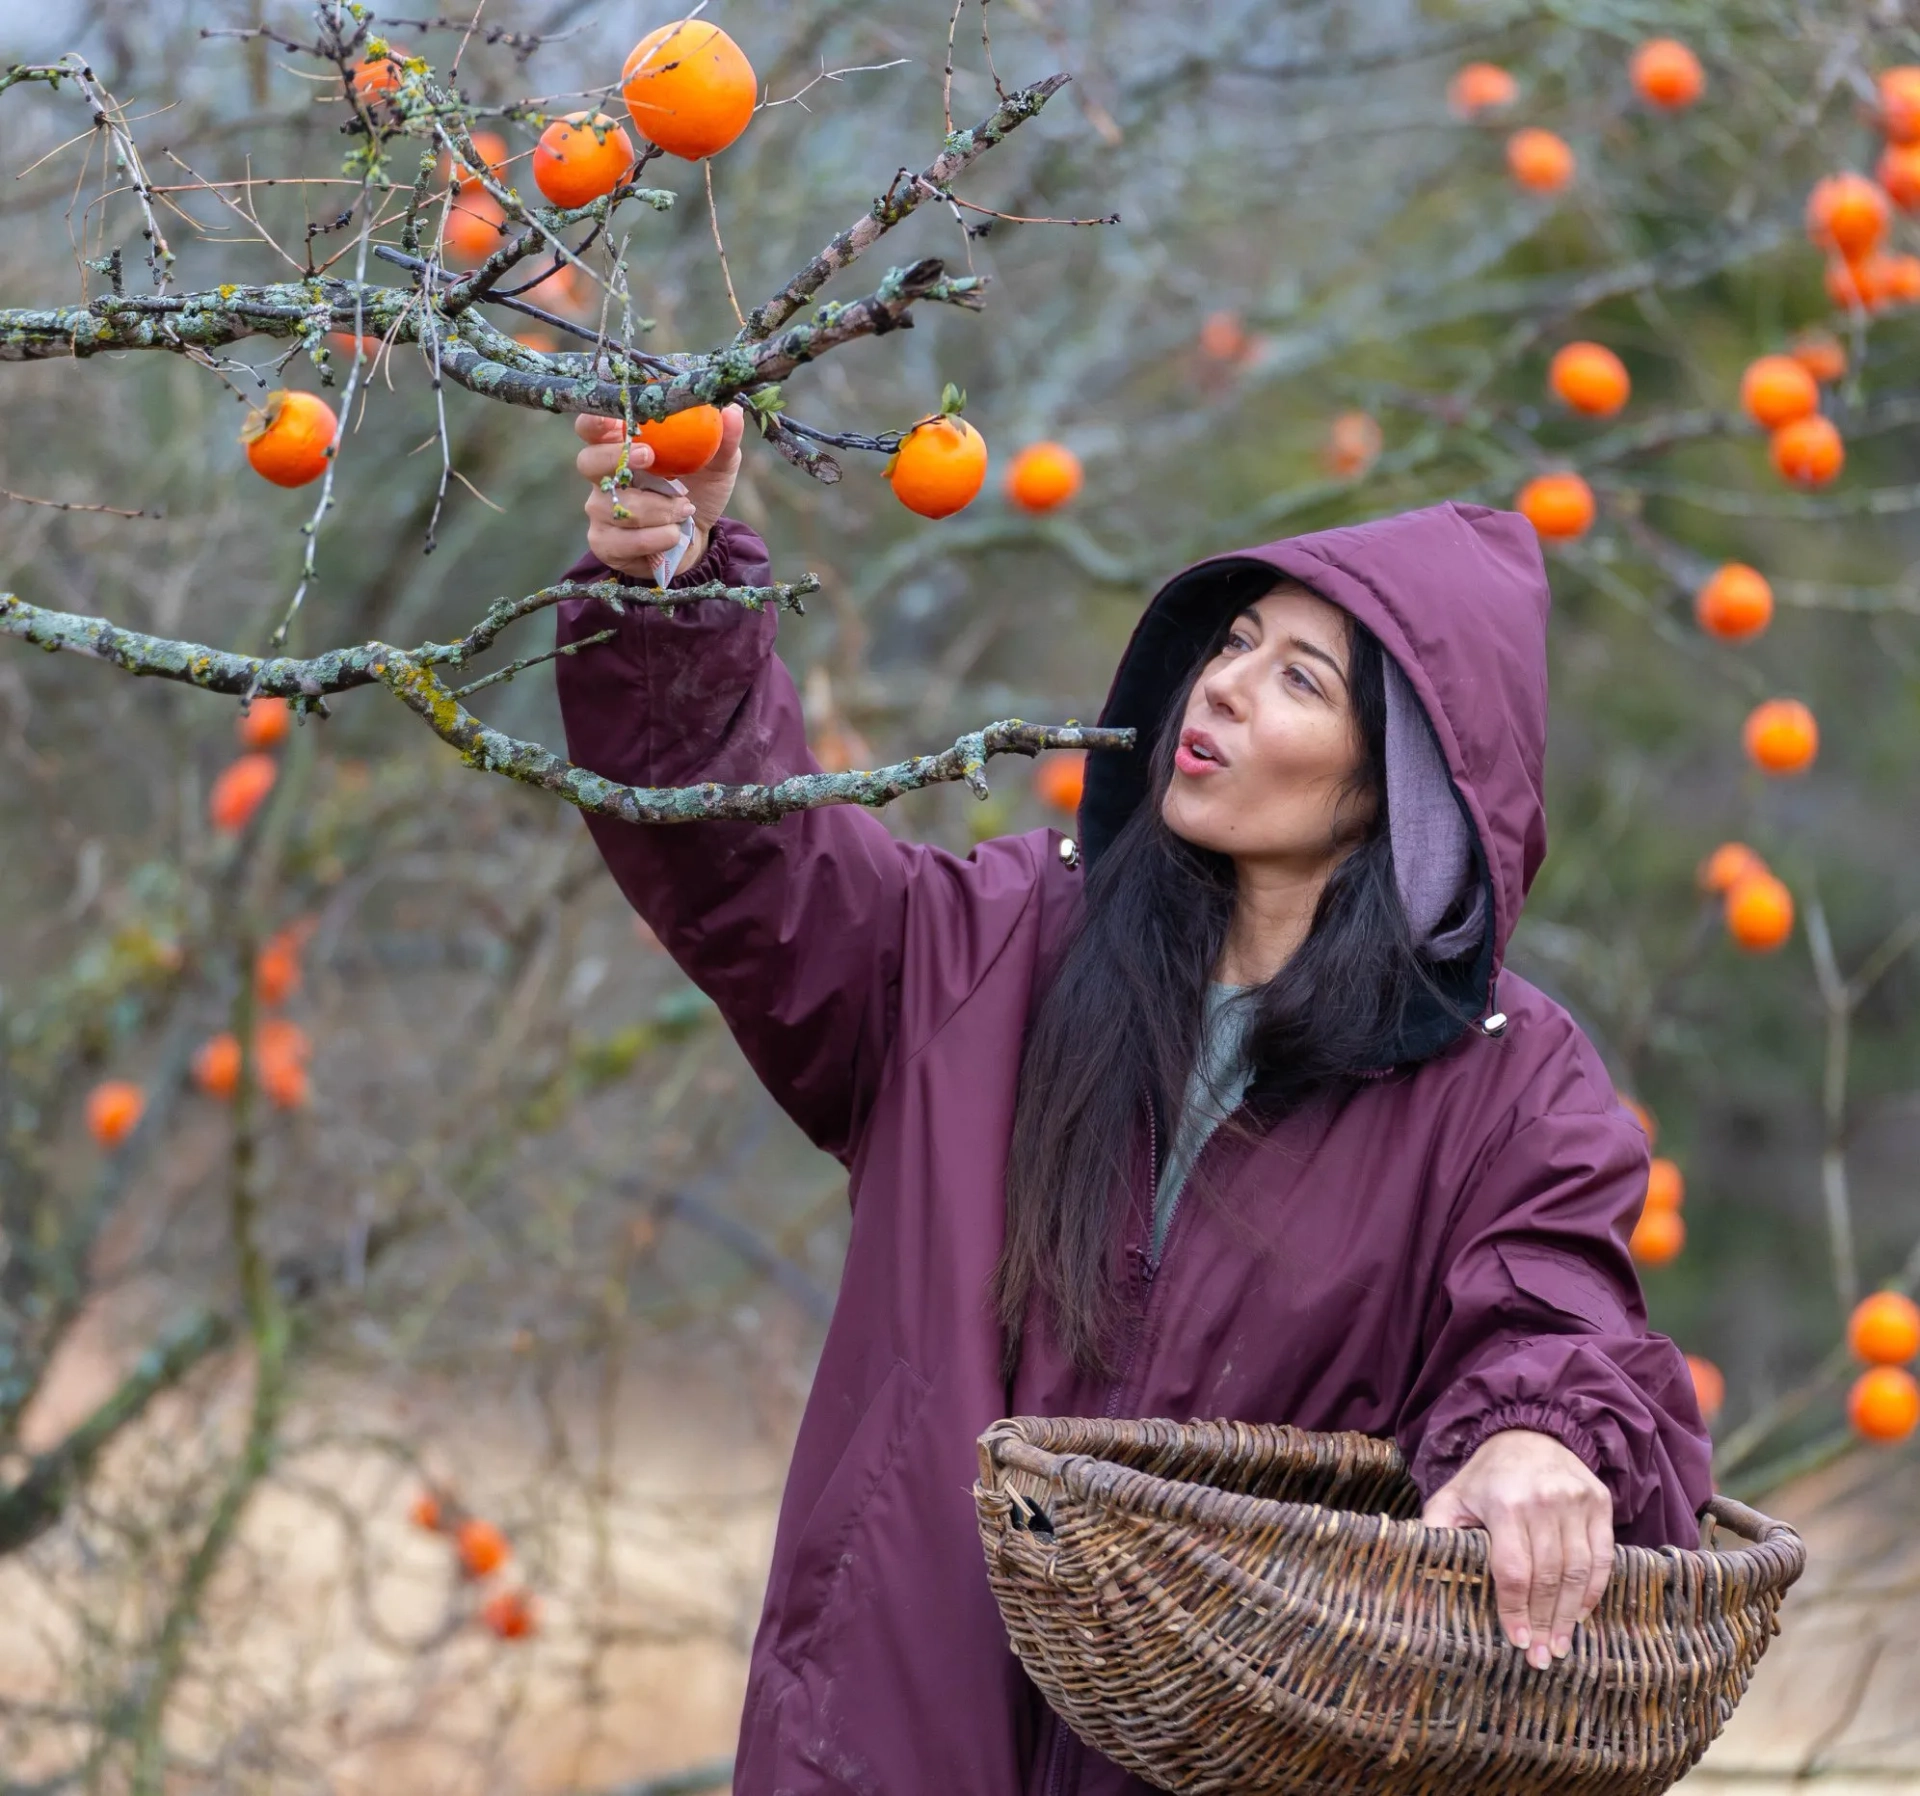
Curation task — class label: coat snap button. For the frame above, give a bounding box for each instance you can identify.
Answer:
[1480,1011,1508,1037]
[1058,836,1081,870]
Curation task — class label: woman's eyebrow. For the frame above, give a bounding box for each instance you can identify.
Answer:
[1286,635,1348,685]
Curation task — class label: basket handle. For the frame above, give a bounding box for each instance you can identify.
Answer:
[1703,1493,1794,1544]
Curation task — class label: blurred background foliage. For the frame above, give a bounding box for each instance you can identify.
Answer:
[0,0,1917,1787]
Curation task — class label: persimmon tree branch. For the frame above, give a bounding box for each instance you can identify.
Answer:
[0,588,1132,821]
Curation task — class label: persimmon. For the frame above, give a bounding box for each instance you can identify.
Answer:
[1789,329,1847,385]
[1198,310,1253,363]
[237,695,291,750]
[533,112,636,208]
[444,192,505,264]
[1630,39,1704,109]
[210,754,278,834]
[1645,1157,1685,1213]
[193,1034,243,1100]
[1548,342,1630,417]
[481,1588,537,1640]
[1695,563,1773,641]
[1322,411,1383,479]
[456,1516,510,1578]
[1825,255,1877,312]
[348,55,401,101]
[1629,1205,1685,1267]
[450,129,510,190]
[257,1018,311,1069]
[255,930,304,1007]
[1516,471,1594,540]
[514,327,560,353]
[1770,414,1843,487]
[1033,751,1087,814]
[242,390,337,488]
[886,413,988,519]
[86,1080,145,1148]
[1619,1093,1657,1146]
[1876,141,1920,212]
[1725,871,1795,953]
[328,330,383,361]
[260,1054,310,1111]
[1806,174,1890,260]
[1005,442,1083,513]
[1879,252,1920,306]
[622,21,756,161]
[1697,841,1766,894]
[1506,128,1575,193]
[1686,1355,1725,1424]
[1447,62,1517,118]
[634,405,726,478]
[1848,1292,1920,1365]
[410,1490,445,1533]
[1878,66,1920,143]
[1739,355,1819,429]
[1743,698,1818,774]
[1848,1365,1920,1441]
[521,261,585,314]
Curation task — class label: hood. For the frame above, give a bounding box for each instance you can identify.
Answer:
[1080,500,1550,1065]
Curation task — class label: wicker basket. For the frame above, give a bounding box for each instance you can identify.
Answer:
[975,1416,1805,1796]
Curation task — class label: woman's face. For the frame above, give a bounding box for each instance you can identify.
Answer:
[1159,582,1375,869]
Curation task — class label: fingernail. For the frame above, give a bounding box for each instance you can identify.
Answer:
[1552,1633,1571,1658]
[1511,1626,1531,1651]
[675,501,695,519]
[1529,1643,1552,1671]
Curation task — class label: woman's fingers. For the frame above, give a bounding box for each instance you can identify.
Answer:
[1522,1506,1563,1669]
[1546,1504,1596,1661]
[1485,1502,1536,1658]
[575,435,654,484]
[573,411,626,445]
[584,482,689,539]
[1580,1495,1615,1626]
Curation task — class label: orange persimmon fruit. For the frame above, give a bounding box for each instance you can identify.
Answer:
[1697,841,1767,895]
[86,1080,145,1148]
[456,1516,510,1578]
[481,1588,537,1639]
[1770,414,1844,487]
[1506,127,1575,192]
[1789,330,1847,384]
[533,112,637,208]
[237,695,291,750]
[1695,563,1773,641]
[1548,342,1630,417]
[1630,39,1705,109]
[210,754,278,834]
[1516,471,1594,540]
[1739,355,1819,429]
[1630,1205,1685,1267]
[1806,174,1890,260]
[242,390,337,489]
[1645,1157,1685,1213]
[1005,442,1083,513]
[1033,751,1087,815]
[1725,871,1795,953]
[633,405,726,478]
[1686,1354,1726,1424]
[1849,1365,1920,1441]
[1323,410,1383,479]
[410,1490,445,1533]
[886,414,988,519]
[1447,62,1517,117]
[1878,67,1920,143]
[1743,698,1818,774]
[193,1034,243,1100]
[622,21,756,161]
[1848,1292,1920,1366]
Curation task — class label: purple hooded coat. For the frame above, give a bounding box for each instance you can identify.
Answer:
[553,500,1714,1796]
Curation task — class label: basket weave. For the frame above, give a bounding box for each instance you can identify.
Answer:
[975,1416,1804,1796]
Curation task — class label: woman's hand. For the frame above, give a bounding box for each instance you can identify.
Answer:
[573,404,745,581]
[1420,1427,1613,1669]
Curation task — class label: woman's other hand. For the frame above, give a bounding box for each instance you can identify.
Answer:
[574,403,745,581]
[1420,1427,1613,1669]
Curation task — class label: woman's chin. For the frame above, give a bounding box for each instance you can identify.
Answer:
[1161,788,1232,856]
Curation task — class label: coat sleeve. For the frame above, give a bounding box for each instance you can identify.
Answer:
[1396,1106,1715,1549]
[552,519,1041,1168]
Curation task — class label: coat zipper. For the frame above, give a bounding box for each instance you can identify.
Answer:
[1044,1099,1160,1796]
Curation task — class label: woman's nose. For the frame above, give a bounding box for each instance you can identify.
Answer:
[1200,661,1251,717]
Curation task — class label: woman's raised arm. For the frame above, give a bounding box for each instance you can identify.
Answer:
[553,422,1048,1168]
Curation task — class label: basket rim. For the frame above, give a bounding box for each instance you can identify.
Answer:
[980,1414,1804,1582]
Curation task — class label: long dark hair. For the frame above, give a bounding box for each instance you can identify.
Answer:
[994,598,1482,1377]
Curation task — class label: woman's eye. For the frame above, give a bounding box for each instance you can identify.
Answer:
[1286,666,1319,695]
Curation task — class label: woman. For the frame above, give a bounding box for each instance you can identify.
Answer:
[555,408,1712,1796]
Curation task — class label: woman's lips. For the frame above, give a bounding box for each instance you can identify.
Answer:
[1174,727,1228,777]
